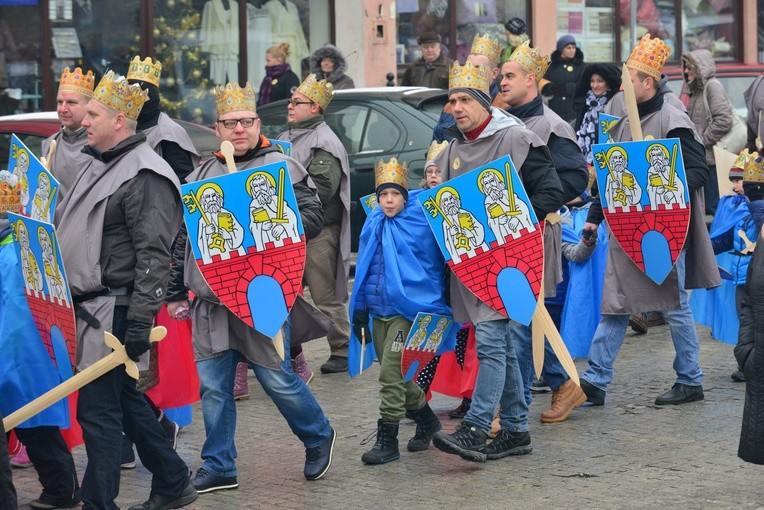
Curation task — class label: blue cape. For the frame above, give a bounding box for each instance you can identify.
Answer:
[559,205,609,358]
[0,241,71,428]
[348,189,454,376]
[690,195,746,345]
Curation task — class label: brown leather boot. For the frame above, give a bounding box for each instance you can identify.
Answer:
[540,379,587,423]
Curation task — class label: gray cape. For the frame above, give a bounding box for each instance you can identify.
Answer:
[57,142,180,370]
[143,112,199,162]
[603,103,720,314]
[433,108,558,323]
[42,128,90,203]
[277,120,351,300]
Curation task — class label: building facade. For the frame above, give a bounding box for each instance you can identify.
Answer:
[0,0,760,122]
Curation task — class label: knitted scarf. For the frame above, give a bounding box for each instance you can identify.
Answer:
[576,90,608,165]
[258,63,292,105]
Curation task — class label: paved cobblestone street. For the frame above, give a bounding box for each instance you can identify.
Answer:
[11,321,764,509]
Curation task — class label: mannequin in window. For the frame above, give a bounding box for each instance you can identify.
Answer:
[247,1,272,87]
[264,0,309,70]
[201,0,239,84]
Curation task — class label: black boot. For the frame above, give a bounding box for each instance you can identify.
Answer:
[361,420,399,465]
[407,404,441,452]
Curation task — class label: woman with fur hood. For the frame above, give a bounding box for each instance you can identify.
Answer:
[573,63,622,165]
[680,48,736,214]
[310,44,355,90]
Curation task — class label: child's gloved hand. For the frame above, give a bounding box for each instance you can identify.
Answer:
[353,310,370,343]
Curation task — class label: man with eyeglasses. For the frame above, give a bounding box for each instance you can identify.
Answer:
[277,74,351,378]
[165,82,336,493]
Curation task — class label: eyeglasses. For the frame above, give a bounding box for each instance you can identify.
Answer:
[289,99,313,107]
[425,168,441,176]
[216,117,258,129]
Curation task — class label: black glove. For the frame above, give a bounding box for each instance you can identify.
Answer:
[124,320,153,362]
[353,310,370,343]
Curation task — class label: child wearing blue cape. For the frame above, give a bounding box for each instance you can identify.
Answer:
[698,151,764,382]
[349,157,451,465]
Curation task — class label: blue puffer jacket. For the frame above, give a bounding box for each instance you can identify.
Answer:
[361,240,397,318]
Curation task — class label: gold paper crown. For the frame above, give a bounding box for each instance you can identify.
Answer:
[508,41,550,81]
[732,149,754,170]
[626,34,671,80]
[296,74,333,110]
[375,157,408,190]
[449,61,489,95]
[744,152,764,183]
[470,33,502,66]
[92,71,148,121]
[126,56,162,87]
[58,67,95,97]
[214,82,257,116]
[0,179,20,215]
[426,140,448,164]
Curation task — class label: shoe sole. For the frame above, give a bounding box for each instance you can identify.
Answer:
[432,433,486,463]
[361,452,400,464]
[121,462,137,469]
[539,393,588,423]
[194,482,239,494]
[233,394,250,401]
[305,428,336,480]
[320,367,347,374]
[163,491,200,508]
[485,443,533,460]
[303,372,315,385]
[654,394,704,406]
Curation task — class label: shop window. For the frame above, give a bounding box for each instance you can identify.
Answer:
[557,0,615,62]
[556,0,738,63]
[681,1,735,62]
[760,1,764,61]
[154,0,327,125]
[0,4,43,113]
[396,0,528,70]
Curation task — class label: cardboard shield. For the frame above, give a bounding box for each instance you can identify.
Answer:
[9,135,59,223]
[181,161,306,338]
[7,213,76,374]
[359,192,378,216]
[598,113,620,144]
[269,139,292,157]
[593,138,691,284]
[401,312,457,382]
[418,155,543,325]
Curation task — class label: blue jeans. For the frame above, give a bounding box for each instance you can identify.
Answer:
[196,339,332,477]
[583,251,703,390]
[463,319,528,433]
[512,322,570,403]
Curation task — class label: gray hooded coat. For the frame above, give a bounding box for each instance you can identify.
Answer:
[309,44,355,90]
[681,49,734,165]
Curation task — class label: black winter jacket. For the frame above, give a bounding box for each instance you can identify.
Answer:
[735,233,764,464]
[542,47,585,124]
